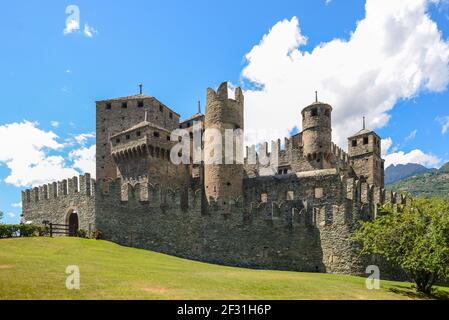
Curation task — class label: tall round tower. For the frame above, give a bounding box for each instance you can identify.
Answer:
[301,95,333,170]
[204,82,244,203]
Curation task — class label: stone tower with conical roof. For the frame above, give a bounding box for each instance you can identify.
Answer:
[301,95,333,170]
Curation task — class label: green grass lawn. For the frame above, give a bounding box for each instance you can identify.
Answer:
[0,237,447,300]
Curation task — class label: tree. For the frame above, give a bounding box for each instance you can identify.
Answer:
[354,198,449,294]
[0,210,4,223]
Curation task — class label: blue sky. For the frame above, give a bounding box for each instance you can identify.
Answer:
[1,0,448,224]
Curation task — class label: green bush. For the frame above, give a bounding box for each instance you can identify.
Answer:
[75,229,88,238]
[0,224,49,238]
[0,225,19,238]
[19,224,38,237]
[93,229,102,240]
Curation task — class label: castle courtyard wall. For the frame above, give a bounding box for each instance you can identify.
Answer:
[22,174,96,234]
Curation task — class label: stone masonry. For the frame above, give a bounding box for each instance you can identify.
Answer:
[22,81,405,277]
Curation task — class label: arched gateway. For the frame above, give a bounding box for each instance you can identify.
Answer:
[67,210,79,237]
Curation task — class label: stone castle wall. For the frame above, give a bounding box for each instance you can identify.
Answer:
[22,174,96,234]
[91,169,401,275]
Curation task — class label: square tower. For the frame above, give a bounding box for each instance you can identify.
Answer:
[348,128,384,188]
[96,89,180,181]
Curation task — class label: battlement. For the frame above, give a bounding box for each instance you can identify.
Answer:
[22,174,95,206]
[206,82,244,105]
[205,82,244,130]
[331,142,350,165]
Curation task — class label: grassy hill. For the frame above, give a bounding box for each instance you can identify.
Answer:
[387,162,449,198]
[0,237,448,300]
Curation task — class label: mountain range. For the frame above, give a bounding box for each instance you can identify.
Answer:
[386,162,449,198]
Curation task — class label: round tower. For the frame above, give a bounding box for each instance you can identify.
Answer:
[204,82,244,203]
[301,96,333,169]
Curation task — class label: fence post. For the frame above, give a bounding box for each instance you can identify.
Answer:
[49,223,53,238]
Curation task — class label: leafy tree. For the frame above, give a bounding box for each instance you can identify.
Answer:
[354,198,449,294]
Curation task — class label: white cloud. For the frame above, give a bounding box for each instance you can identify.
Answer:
[437,116,449,134]
[384,149,441,167]
[63,18,80,35]
[11,202,22,208]
[405,129,418,142]
[84,23,98,38]
[69,145,96,177]
[50,121,60,128]
[6,212,15,218]
[240,0,449,147]
[383,136,441,167]
[0,121,96,187]
[66,69,71,74]
[74,133,96,146]
[381,137,394,156]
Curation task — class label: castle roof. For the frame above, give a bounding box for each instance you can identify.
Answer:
[301,101,333,114]
[111,120,170,138]
[348,128,381,139]
[181,113,204,124]
[96,94,180,117]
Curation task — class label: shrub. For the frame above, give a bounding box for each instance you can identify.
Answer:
[37,225,50,237]
[75,229,88,238]
[0,225,19,238]
[93,229,102,240]
[19,224,38,237]
[0,224,49,238]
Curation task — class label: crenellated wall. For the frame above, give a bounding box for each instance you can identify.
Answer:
[22,174,96,234]
[92,169,402,275]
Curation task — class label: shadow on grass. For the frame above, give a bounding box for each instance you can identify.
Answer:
[389,284,449,300]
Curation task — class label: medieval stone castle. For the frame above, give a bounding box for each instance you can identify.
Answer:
[22,82,406,276]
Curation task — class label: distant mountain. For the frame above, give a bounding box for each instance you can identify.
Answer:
[385,163,433,185]
[387,162,449,198]
[440,162,449,173]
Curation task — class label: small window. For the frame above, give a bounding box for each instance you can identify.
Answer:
[136,131,141,137]
[137,100,144,108]
[189,132,193,139]
[324,109,330,117]
[106,103,112,110]
[116,138,120,143]
[154,131,160,138]
[363,137,369,145]
[278,169,283,175]
[159,105,163,112]
[284,169,288,174]
[167,136,170,141]
[169,112,173,119]
[126,135,130,140]
[352,140,357,147]
[227,182,231,186]
[261,193,268,203]
[121,102,128,109]
[311,108,318,117]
